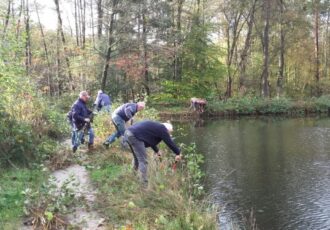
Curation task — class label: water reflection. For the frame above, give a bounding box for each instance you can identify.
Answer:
[175,117,330,230]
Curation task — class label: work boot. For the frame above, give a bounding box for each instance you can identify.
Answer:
[88,143,94,151]
[103,141,110,149]
[72,146,78,153]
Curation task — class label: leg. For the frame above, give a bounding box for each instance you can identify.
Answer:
[105,117,125,145]
[88,127,94,144]
[126,132,148,184]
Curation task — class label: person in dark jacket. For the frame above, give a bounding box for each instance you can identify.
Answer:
[70,91,94,153]
[103,102,145,148]
[123,120,182,184]
[93,90,111,113]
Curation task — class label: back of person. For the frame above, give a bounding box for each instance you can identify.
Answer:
[100,93,111,106]
[113,103,137,122]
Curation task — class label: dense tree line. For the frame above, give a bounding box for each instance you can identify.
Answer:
[1,0,330,102]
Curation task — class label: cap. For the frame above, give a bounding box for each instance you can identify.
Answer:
[98,90,103,94]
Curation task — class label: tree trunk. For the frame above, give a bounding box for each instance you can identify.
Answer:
[142,8,150,96]
[25,0,32,75]
[54,0,74,90]
[175,0,184,81]
[97,0,103,39]
[80,0,86,49]
[101,0,118,90]
[56,29,61,95]
[2,0,12,40]
[35,0,52,95]
[16,0,23,38]
[238,0,257,95]
[261,0,270,97]
[90,0,95,45]
[314,0,320,96]
[276,0,285,98]
[324,9,329,79]
[74,0,80,46]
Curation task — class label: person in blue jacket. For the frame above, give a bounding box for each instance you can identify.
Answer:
[103,102,145,148]
[123,120,182,185]
[69,91,94,153]
[94,90,111,113]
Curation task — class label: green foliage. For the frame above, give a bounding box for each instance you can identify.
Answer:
[208,97,296,114]
[181,143,205,198]
[22,173,79,228]
[314,95,330,112]
[0,168,45,225]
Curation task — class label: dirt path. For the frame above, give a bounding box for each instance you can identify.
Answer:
[21,163,105,230]
[52,164,105,229]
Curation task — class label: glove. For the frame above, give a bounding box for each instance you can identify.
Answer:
[84,118,90,122]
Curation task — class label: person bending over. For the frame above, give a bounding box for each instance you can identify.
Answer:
[124,120,182,185]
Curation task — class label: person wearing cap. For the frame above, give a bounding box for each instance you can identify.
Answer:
[123,120,182,184]
[70,91,95,153]
[103,101,146,148]
[93,90,111,113]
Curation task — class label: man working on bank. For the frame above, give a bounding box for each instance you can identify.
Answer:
[103,102,145,148]
[124,120,182,185]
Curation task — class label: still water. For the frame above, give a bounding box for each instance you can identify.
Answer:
[176,117,330,230]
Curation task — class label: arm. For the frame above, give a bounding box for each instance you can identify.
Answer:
[124,104,136,120]
[161,131,181,155]
[151,145,159,153]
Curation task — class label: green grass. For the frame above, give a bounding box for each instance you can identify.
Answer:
[88,148,216,230]
[0,168,46,225]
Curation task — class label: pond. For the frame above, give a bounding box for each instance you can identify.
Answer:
[176,116,330,230]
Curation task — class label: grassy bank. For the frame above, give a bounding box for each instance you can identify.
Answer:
[153,96,330,119]
[87,144,215,229]
[88,109,217,229]
[0,168,46,228]
[1,106,217,229]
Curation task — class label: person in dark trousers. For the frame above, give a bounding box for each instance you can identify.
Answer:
[69,91,95,153]
[93,90,111,113]
[124,120,182,185]
[103,102,145,148]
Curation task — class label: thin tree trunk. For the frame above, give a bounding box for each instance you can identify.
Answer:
[276,0,285,98]
[324,9,329,78]
[80,0,86,49]
[314,0,320,96]
[90,0,95,45]
[16,0,24,39]
[101,0,118,90]
[54,0,74,90]
[97,0,103,39]
[238,0,257,95]
[174,0,184,81]
[35,0,52,95]
[74,0,80,46]
[25,0,32,75]
[142,8,150,96]
[2,0,12,40]
[261,0,270,97]
[56,29,61,95]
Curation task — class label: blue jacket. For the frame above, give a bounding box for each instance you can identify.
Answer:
[113,103,138,122]
[127,120,181,155]
[71,98,92,130]
[94,93,111,110]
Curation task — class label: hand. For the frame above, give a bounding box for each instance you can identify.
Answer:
[175,154,182,162]
[84,118,90,122]
[156,151,162,157]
